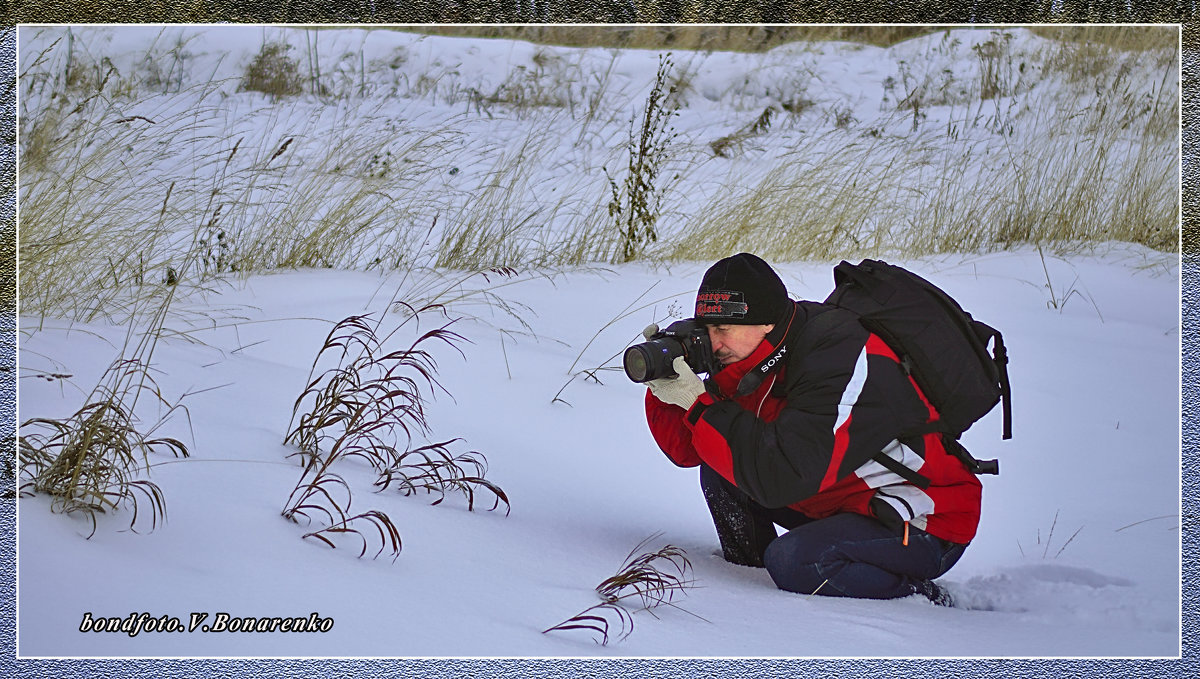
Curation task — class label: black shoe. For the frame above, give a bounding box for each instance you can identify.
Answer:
[917,579,955,607]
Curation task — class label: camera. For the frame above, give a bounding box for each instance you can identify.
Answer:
[623,319,716,383]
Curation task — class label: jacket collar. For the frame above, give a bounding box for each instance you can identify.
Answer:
[708,303,797,398]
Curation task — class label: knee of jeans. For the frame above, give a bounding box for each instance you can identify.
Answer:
[762,538,792,589]
[763,535,784,570]
[763,534,832,594]
[763,532,820,576]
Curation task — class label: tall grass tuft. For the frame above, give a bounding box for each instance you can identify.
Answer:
[282,304,507,558]
[283,310,465,469]
[18,263,192,537]
[434,130,571,271]
[18,372,189,537]
[375,439,509,514]
[544,534,700,645]
[280,456,403,560]
[669,40,1177,263]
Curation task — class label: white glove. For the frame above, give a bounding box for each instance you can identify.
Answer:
[642,323,659,340]
[646,356,707,411]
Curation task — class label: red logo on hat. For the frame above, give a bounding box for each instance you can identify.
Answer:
[696,291,748,318]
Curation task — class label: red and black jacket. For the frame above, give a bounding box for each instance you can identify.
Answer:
[645,301,982,544]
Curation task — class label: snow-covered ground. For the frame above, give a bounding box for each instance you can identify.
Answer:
[14,26,1181,660]
[16,246,1180,658]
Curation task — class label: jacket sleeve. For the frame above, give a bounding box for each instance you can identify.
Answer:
[645,389,703,468]
[683,309,931,508]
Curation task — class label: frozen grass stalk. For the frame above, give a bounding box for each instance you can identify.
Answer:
[18,240,196,537]
[282,304,508,559]
[544,533,702,644]
[605,53,681,264]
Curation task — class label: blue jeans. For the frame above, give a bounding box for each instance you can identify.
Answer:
[700,464,966,599]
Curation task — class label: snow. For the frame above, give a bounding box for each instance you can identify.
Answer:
[13,25,1181,660]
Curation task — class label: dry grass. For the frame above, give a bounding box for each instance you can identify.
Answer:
[239,41,303,98]
[18,383,188,537]
[18,275,192,537]
[282,305,507,558]
[667,132,919,261]
[1029,25,1179,54]
[406,24,1177,56]
[18,94,202,321]
[543,533,700,645]
[283,311,463,467]
[18,72,457,321]
[375,439,509,514]
[17,28,620,317]
[551,282,688,407]
[16,24,1178,331]
[404,25,936,53]
[434,131,569,270]
[1017,509,1085,560]
[665,32,1178,263]
[605,54,680,264]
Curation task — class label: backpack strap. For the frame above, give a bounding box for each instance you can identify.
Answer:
[970,319,1012,440]
[897,421,1000,476]
[943,436,1000,476]
[992,330,1013,441]
[870,449,932,490]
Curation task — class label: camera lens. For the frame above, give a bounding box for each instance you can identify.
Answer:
[623,346,651,383]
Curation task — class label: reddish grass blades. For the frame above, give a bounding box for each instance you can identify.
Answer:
[282,304,508,560]
[544,533,703,645]
[375,439,510,515]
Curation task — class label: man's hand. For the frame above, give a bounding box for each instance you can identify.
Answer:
[646,356,706,411]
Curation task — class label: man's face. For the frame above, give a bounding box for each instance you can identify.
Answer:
[707,323,774,366]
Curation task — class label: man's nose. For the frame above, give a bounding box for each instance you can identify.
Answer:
[707,332,723,353]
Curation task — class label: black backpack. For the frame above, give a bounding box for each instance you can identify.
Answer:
[823,259,1011,477]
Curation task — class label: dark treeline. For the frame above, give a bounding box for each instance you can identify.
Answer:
[9,0,1196,24]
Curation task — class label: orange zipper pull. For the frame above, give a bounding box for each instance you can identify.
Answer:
[903,521,910,546]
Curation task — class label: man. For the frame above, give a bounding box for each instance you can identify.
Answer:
[642,253,979,605]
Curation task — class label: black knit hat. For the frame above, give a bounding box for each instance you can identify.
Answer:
[694,253,789,325]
